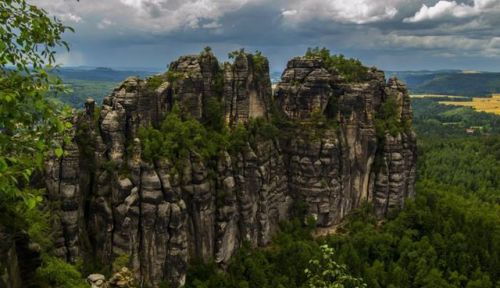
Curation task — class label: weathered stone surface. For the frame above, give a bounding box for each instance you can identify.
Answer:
[87,274,106,288]
[0,229,42,288]
[224,53,273,125]
[45,52,416,288]
[168,52,220,120]
[44,122,81,263]
[275,57,340,120]
[87,267,138,288]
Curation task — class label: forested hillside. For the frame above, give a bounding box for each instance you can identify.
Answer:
[386,71,500,97]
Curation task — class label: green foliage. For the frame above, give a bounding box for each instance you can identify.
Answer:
[203,46,213,54]
[0,0,72,231]
[139,100,281,170]
[418,136,500,202]
[185,220,321,288]
[374,95,407,138]
[102,160,120,173]
[305,47,369,83]
[146,74,166,92]
[35,256,87,288]
[304,245,367,288]
[0,1,87,286]
[25,198,53,250]
[252,50,268,78]
[252,51,265,68]
[226,123,248,153]
[166,70,184,83]
[112,254,130,273]
[228,48,245,59]
[0,0,72,71]
[139,105,227,166]
[204,96,225,132]
[246,117,280,142]
[50,79,117,108]
[323,134,500,288]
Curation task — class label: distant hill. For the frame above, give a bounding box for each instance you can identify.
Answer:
[53,66,157,82]
[386,70,500,97]
[51,67,158,108]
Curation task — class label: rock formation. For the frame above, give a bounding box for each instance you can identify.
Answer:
[0,229,42,288]
[87,267,138,288]
[224,52,273,125]
[43,51,416,287]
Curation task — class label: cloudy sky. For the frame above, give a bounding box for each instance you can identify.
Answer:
[33,0,500,72]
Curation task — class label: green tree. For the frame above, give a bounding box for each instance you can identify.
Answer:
[303,245,367,288]
[0,0,73,229]
[305,47,369,82]
[0,1,83,286]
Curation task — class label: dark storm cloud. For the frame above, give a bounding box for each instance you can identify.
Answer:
[33,0,500,71]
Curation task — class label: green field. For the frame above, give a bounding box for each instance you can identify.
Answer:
[54,79,118,108]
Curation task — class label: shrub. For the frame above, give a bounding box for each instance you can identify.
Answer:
[305,47,369,83]
[374,95,406,138]
[36,256,87,288]
[112,254,130,273]
[145,74,166,92]
[139,105,228,166]
[204,97,225,132]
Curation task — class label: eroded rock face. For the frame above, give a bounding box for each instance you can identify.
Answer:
[275,57,341,120]
[168,52,220,120]
[45,53,416,287]
[224,53,273,125]
[0,229,42,288]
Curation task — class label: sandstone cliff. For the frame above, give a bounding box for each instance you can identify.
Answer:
[44,51,416,287]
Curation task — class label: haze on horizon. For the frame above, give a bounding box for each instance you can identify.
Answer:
[33,0,500,72]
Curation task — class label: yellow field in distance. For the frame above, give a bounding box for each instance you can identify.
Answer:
[410,94,468,99]
[439,94,500,115]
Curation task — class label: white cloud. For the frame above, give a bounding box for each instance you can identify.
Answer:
[281,0,406,25]
[30,0,83,23]
[281,9,297,17]
[97,18,114,30]
[59,12,82,23]
[33,0,260,32]
[202,21,222,29]
[404,0,500,23]
[116,0,256,31]
[29,0,500,68]
[485,37,500,56]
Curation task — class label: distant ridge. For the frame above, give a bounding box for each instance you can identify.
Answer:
[52,66,157,82]
[386,70,500,97]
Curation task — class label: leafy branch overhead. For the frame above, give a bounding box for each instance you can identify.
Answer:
[0,0,73,72]
[0,1,82,286]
